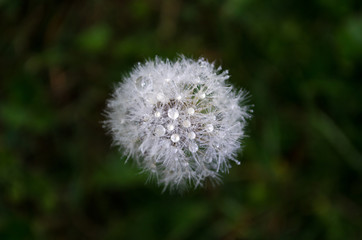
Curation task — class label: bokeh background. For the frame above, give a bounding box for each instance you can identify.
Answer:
[1,0,362,239]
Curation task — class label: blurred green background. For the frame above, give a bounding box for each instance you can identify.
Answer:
[1,0,362,239]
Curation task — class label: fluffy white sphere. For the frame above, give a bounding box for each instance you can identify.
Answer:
[104,56,251,191]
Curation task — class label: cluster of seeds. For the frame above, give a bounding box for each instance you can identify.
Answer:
[149,92,214,154]
[105,57,251,191]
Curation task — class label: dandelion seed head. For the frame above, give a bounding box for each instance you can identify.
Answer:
[104,56,252,191]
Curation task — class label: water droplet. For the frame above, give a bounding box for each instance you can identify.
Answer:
[143,115,151,122]
[155,125,165,136]
[188,132,196,139]
[154,111,161,118]
[170,134,180,143]
[168,108,179,120]
[205,124,214,132]
[165,78,170,82]
[145,93,157,104]
[182,162,189,167]
[235,161,241,165]
[176,94,182,100]
[135,76,151,90]
[167,124,175,131]
[187,108,195,115]
[199,92,206,99]
[189,142,198,153]
[182,120,191,128]
[156,93,165,102]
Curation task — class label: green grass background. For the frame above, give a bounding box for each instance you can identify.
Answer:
[1,0,361,239]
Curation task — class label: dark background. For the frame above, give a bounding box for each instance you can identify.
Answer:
[1,0,362,239]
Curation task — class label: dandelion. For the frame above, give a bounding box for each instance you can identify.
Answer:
[104,56,252,191]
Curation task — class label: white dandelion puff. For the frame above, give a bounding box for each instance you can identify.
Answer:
[104,56,252,191]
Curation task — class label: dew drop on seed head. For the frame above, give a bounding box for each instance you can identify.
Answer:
[156,93,165,102]
[205,124,214,132]
[189,142,198,153]
[154,111,161,118]
[199,92,206,99]
[167,124,175,131]
[168,108,179,120]
[135,76,151,90]
[187,108,195,115]
[171,134,180,143]
[155,125,166,136]
[188,131,196,139]
[182,120,191,128]
[143,114,150,122]
[145,93,157,104]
